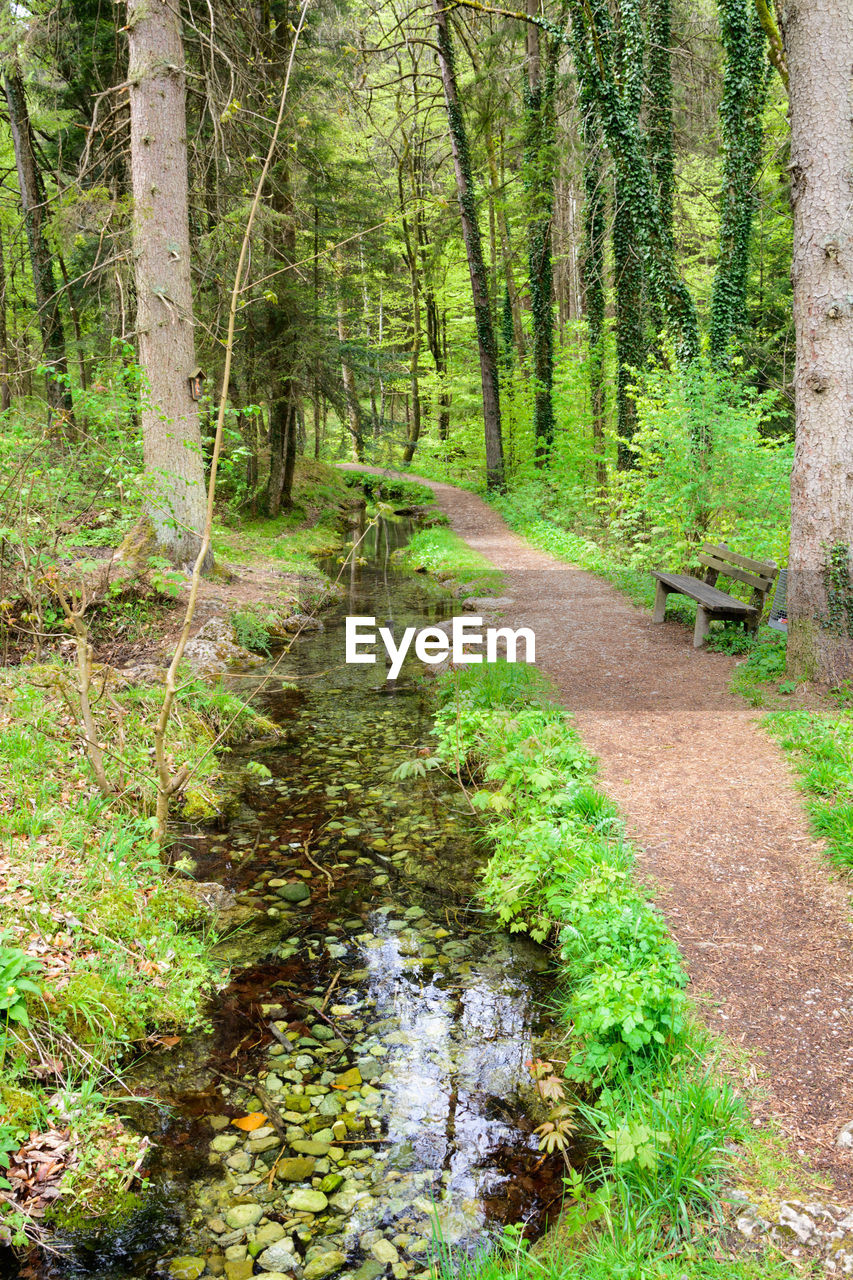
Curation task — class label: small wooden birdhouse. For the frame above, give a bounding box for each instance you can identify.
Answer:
[188,366,206,401]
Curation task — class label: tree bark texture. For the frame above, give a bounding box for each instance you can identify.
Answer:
[127,0,208,565]
[432,0,504,489]
[783,0,853,682]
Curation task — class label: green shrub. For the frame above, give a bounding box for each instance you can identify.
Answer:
[433,663,686,1080]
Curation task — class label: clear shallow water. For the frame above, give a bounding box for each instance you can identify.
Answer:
[36,514,567,1280]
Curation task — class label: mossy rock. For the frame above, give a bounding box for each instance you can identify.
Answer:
[0,1084,39,1127]
[53,971,147,1045]
[181,788,219,822]
[45,1188,146,1236]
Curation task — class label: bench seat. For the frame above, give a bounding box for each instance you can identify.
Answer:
[651,571,758,615]
[651,543,777,649]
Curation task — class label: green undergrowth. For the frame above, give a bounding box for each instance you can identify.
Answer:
[441,1233,808,1280]
[0,665,274,1241]
[765,707,853,870]
[214,458,360,576]
[428,663,798,1267]
[708,625,853,874]
[398,526,503,594]
[352,472,437,509]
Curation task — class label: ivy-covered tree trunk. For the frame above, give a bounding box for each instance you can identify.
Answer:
[4,66,74,431]
[709,0,768,363]
[432,0,504,489]
[580,106,607,490]
[524,5,557,465]
[568,0,699,361]
[647,0,674,341]
[783,0,853,683]
[613,0,646,468]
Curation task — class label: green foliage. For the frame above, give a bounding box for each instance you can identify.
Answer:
[0,940,41,1030]
[765,708,853,869]
[582,1070,745,1241]
[568,0,699,361]
[231,604,274,655]
[819,544,853,639]
[398,526,503,591]
[607,358,790,570]
[432,663,686,1080]
[351,474,436,508]
[727,627,787,703]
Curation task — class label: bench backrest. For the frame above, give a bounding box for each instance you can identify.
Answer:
[699,542,778,613]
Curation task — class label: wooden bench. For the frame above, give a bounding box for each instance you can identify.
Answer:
[652,543,778,649]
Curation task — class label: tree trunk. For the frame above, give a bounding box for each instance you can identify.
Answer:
[267,398,298,517]
[709,0,768,363]
[525,4,556,465]
[4,65,74,430]
[127,0,209,566]
[647,0,674,342]
[432,0,504,489]
[335,249,364,462]
[613,0,646,468]
[0,227,12,413]
[581,105,607,491]
[783,0,853,683]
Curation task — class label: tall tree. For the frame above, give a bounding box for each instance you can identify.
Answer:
[612,0,645,467]
[126,0,209,566]
[568,0,699,361]
[646,0,674,341]
[432,0,505,489]
[524,1,558,465]
[783,0,853,683]
[4,64,74,428]
[709,0,768,363]
[580,103,607,490]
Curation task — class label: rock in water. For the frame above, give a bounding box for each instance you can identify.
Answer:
[169,1260,206,1280]
[257,1242,300,1273]
[278,882,311,903]
[225,1203,264,1230]
[287,1188,329,1213]
[303,1251,348,1280]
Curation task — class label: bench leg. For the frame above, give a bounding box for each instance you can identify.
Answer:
[652,580,669,623]
[693,606,711,648]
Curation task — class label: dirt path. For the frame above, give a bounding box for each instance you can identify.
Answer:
[343,464,853,1193]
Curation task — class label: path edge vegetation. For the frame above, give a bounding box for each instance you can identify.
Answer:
[0,463,369,1248]
[404,517,813,1277]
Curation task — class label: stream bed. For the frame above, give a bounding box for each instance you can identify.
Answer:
[53,514,567,1280]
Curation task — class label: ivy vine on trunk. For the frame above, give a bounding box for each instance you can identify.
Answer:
[613,0,645,468]
[567,0,699,362]
[709,0,769,364]
[524,1,558,465]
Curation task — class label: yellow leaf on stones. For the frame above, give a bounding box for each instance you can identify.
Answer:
[232,1113,268,1131]
[332,1068,362,1090]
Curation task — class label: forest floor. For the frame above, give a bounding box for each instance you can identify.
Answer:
[340,464,853,1199]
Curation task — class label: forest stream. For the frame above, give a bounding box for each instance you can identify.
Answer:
[39,513,568,1280]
